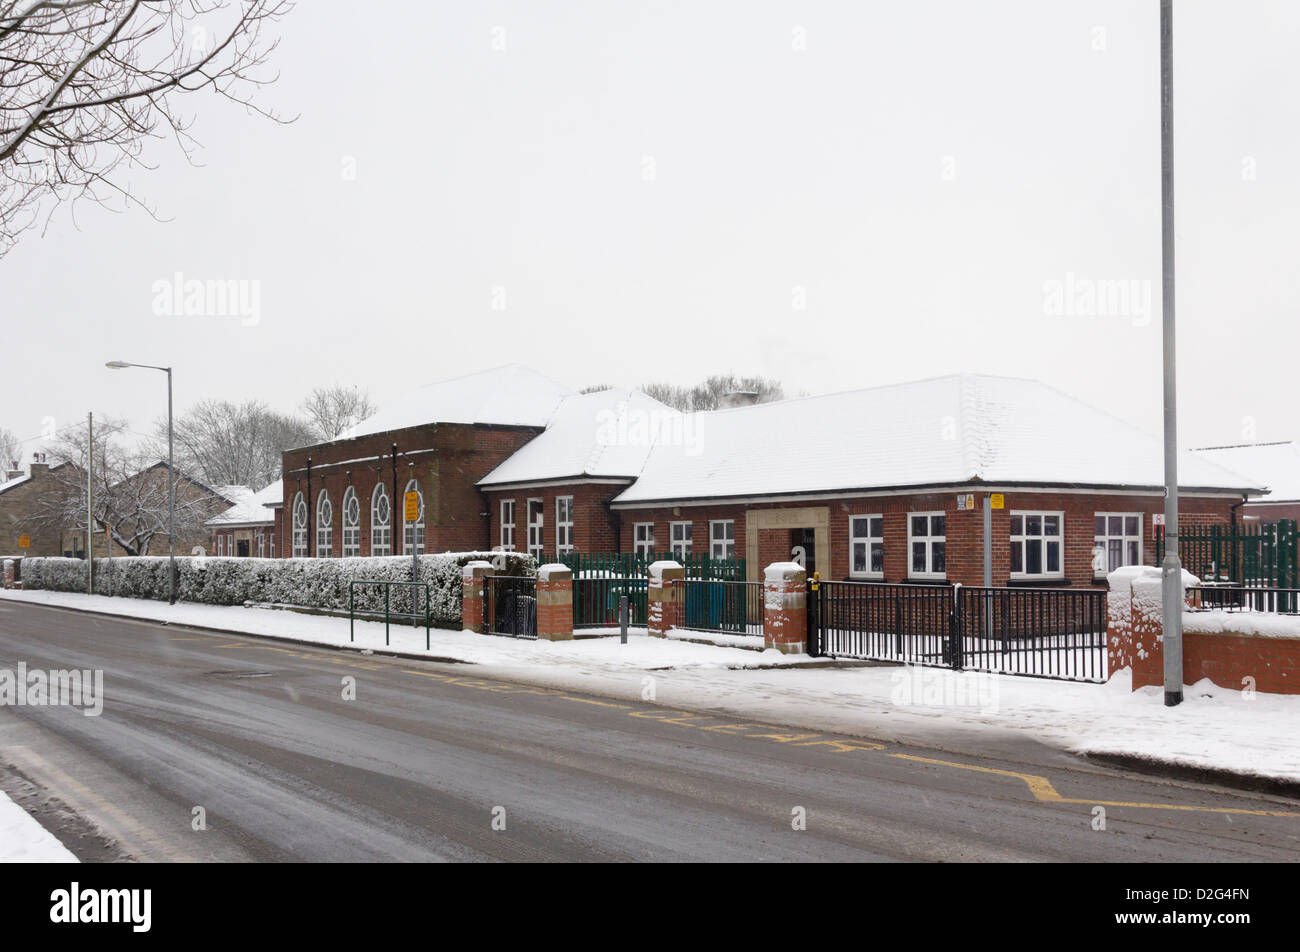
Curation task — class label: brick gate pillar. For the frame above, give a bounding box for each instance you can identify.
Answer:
[764,562,807,654]
[648,560,683,638]
[537,563,574,641]
[461,560,495,634]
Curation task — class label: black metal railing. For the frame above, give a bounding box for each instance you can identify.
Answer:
[809,581,954,665]
[484,575,537,639]
[573,574,648,629]
[673,578,764,636]
[807,580,1108,683]
[1186,585,1300,615]
[954,586,1107,682]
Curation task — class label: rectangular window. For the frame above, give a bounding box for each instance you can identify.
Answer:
[670,521,692,558]
[257,534,265,558]
[709,520,735,560]
[216,535,223,556]
[269,533,275,558]
[634,522,655,557]
[1010,511,1063,578]
[555,497,574,554]
[849,514,884,578]
[908,512,946,578]
[527,498,544,558]
[500,500,516,551]
[1094,512,1142,576]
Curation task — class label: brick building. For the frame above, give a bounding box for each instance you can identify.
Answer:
[0,454,69,557]
[273,367,1264,590]
[207,481,278,557]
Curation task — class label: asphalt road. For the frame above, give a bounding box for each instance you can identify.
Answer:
[0,599,1296,862]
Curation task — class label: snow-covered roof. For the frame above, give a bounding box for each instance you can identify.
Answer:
[478,388,681,487]
[0,472,30,496]
[1191,442,1300,502]
[610,374,1265,505]
[206,480,280,527]
[342,364,574,440]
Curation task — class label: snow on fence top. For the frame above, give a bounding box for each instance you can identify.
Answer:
[21,552,534,625]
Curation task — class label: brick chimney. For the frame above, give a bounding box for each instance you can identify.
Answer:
[5,460,22,481]
[29,451,49,478]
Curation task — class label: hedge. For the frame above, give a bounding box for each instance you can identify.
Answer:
[19,552,535,626]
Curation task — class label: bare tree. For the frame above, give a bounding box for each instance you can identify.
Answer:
[640,375,787,412]
[32,417,217,555]
[301,384,376,441]
[0,0,293,255]
[0,426,19,471]
[159,398,313,489]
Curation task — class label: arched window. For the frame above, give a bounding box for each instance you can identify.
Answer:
[403,478,424,555]
[316,489,333,558]
[342,486,361,557]
[371,483,391,556]
[292,492,307,557]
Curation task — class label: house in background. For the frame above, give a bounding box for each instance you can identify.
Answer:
[0,453,69,557]
[207,480,279,557]
[1190,441,1300,521]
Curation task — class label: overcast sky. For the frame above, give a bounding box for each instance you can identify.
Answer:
[3,0,1298,460]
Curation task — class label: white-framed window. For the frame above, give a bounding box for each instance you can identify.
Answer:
[371,483,391,556]
[709,520,735,560]
[292,491,307,557]
[257,533,265,558]
[555,496,574,554]
[269,532,275,558]
[216,534,223,556]
[527,498,544,558]
[341,486,361,557]
[316,489,333,558]
[670,521,692,558]
[1010,511,1063,578]
[634,522,655,557]
[850,514,884,578]
[908,512,946,578]
[500,499,516,551]
[1094,512,1142,576]
[403,479,424,555]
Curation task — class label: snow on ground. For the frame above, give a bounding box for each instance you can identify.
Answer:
[3,589,1298,784]
[0,790,77,862]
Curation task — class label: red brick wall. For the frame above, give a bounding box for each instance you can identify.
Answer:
[616,491,1236,587]
[483,483,625,556]
[1132,624,1300,695]
[277,423,540,557]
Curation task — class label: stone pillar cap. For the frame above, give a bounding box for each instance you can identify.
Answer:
[538,563,573,581]
[462,560,495,580]
[648,560,683,580]
[764,561,806,583]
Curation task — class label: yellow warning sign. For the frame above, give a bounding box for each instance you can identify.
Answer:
[990,494,1004,510]
[404,491,420,522]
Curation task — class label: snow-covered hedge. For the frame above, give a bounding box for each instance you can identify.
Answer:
[21,552,534,626]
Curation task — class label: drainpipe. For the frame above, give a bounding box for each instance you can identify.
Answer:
[391,443,398,553]
[306,458,312,557]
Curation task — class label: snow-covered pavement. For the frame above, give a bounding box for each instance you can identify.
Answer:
[2,588,1298,786]
[0,789,77,862]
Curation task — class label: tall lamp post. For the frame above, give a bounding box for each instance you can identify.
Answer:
[1158,0,1183,707]
[106,361,176,605]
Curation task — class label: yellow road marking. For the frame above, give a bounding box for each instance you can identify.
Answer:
[890,753,1300,818]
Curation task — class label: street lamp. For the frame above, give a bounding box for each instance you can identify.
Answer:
[106,360,176,605]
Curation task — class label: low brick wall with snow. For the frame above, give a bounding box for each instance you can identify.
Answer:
[21,552,534,627]
[1107,566,1300,694]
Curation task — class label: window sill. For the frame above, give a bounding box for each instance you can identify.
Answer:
[1006,577,1071,587]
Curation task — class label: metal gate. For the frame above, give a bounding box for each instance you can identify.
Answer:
[807,580,1107,682]
[484,575,537,639]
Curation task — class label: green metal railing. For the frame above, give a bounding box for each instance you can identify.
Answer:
[348,579,431,649]
[1155,519,1298,587]
[536,551,746,628]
